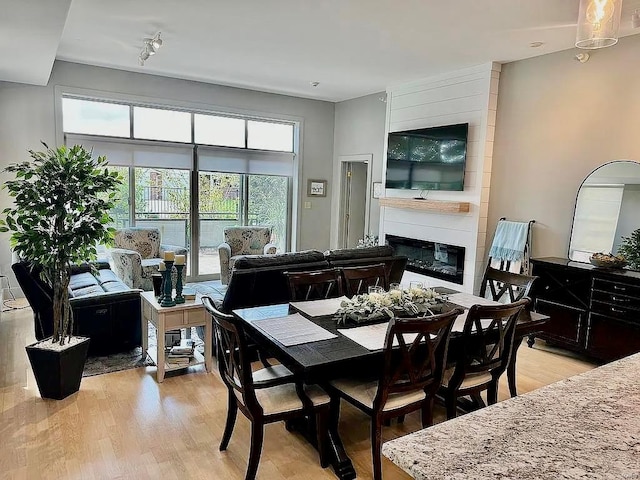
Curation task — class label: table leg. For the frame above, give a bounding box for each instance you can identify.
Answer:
[157,315,165,383]
[204,317,213,373]
[508,336,524,398]
[141,307,148,354]
[328,397,356,480]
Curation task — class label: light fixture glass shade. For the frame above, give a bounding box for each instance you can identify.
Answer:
[576,0,622,49]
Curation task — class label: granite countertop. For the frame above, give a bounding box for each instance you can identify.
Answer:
[383,353,640,480]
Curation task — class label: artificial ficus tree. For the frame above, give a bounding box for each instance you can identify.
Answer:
[0,143,121,345]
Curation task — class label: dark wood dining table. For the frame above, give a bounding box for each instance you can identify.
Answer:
[232,296,548,480]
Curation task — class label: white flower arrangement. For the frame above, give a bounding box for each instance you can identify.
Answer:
[356,235,379,248]
[335,287,444,325]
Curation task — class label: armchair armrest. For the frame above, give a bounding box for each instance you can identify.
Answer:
[110,248,142,289]
[160,244,188,257]
[263,242,277,255]
[218,242,232,284]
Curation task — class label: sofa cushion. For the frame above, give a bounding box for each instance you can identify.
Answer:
[233,250,325,270]
[70,285,105,298]
[324,246,394,261]
[69,272,100,292]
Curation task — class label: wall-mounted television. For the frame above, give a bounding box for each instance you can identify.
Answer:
[385,123,468,191]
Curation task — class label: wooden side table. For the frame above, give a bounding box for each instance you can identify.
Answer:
[140,291,213,382]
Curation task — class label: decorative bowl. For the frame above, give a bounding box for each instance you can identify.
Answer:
[589,254,627,269]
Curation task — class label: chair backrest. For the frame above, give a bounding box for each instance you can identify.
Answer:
[223,226,273,256]
[479,266,538,303]
[201,296,261,412]
[340,263,389,297]
[324,246,408,286]
[114,227,161,259]
[374,308,463,410]
[451,298,530,384]
[284,268,343,301]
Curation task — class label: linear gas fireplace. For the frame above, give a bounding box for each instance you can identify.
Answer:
[386,234,465,285]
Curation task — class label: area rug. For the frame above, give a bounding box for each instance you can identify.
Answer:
[82,326,204,377]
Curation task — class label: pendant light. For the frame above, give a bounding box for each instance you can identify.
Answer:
[576,0,623,49]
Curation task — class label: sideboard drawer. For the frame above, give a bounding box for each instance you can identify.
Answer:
[592,278,640,300]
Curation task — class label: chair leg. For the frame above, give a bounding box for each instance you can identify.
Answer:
[220,391,238,451]
[245,421,264,480]
[445,391,458,420]
[371,414,383,480]
[421,397,434,428]
[257,349,273,368]
[487,381,498,405]
[315,407,330,468]
[470,392,486,409]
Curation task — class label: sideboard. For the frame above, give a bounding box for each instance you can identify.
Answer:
[530,257,640,362]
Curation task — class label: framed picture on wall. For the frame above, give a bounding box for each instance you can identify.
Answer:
[307,179,327,197]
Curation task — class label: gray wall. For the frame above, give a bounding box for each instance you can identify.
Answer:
[490,34,640,260]
[331,92,386,247]
[0,61,335,285]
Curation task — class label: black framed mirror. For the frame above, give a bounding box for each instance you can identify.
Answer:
[568,160,640,264]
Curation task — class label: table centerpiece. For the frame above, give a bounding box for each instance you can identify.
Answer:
[335,286,446,326]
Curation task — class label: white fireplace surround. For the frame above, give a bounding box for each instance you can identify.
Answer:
[380,63,500,294]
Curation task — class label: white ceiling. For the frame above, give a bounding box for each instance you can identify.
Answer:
[3,0,640,101]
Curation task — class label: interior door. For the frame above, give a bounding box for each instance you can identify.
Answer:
[340,162,368,248]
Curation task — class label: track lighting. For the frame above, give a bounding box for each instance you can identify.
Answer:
[139,32,163,66]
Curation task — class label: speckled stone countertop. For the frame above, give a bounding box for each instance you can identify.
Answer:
[383,353,640,480]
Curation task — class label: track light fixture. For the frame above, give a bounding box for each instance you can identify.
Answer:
[139,32,163,66]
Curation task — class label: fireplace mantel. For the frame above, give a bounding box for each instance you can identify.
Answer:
[380,197,470,213]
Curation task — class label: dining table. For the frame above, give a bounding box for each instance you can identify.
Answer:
[232,290,548,480]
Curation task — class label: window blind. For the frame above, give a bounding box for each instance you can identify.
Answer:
[65,134,194,170]
[198,145,294,176]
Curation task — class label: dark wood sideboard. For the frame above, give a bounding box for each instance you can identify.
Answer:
[530,257,640,362]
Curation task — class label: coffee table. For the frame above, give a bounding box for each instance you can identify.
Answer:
[140,291,213,382]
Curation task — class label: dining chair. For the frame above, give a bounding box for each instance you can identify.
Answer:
[204,296,331,480]
[440,298,530,420]
[339,263,389,297]
[284,268,344,301]
[479,265,538,303]
[328,308,464,480]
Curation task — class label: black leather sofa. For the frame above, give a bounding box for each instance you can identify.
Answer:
[13,261,142,355]
[203,246,408,313]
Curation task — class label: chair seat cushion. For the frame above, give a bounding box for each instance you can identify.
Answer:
[254,383,330,416]
[330,377,426,412]
[252,364,294,385]
[442,368,493,390]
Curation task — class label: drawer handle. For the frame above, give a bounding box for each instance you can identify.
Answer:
[610,307,625,314]
[611,296,629,303]
[613,285,627,292]
[95,308,108,315]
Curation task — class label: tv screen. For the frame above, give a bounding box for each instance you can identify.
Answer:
[385,123,468,191]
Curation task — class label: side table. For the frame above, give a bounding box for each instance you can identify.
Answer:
[140,291,213,382]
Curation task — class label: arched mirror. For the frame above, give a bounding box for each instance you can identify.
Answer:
[569,160,640,265]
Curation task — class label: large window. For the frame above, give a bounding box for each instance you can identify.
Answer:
[62,96,296,281]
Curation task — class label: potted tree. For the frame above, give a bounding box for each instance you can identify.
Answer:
[0,143,121,399]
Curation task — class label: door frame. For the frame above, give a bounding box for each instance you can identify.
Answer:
[335,154,372,249]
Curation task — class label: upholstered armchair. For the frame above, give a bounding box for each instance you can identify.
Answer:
[110,227,188,291]
[218,226,277,284]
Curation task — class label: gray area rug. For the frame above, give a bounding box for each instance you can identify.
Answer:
[83,325,204,377]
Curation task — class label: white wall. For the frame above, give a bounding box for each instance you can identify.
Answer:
[0,60,335,290]
[381,63,501,293]
[490,34,640,260]
[331,92,387,247]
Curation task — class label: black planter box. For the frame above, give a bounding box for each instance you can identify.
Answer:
[26,337,90,400]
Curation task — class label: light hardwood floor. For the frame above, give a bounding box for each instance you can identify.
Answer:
[0,307,595,480]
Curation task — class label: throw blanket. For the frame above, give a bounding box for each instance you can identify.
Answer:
[488,220,529,262]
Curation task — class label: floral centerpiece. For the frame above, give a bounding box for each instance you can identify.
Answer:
[335,287,445,326]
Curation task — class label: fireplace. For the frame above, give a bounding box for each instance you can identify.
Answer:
[386,235,465,285]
